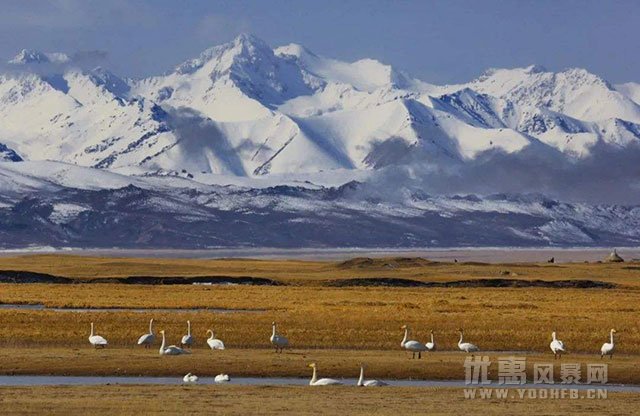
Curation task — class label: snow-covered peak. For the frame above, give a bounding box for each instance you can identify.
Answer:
[175,33,272,75]
[275,42,410,92]
[524,64,548,74]
[9,49,70,65]
[168,33,311,107]
[2,36,640,188]
[464,65,640,123]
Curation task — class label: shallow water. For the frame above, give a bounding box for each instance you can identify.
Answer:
[0,304,264,314]
[0,375,638,391]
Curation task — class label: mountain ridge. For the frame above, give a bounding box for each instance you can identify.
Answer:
[2,33,639,181]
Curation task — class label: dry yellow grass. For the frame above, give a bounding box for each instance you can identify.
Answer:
[0,385,637,416]
[1,254,640,390]
[0,254,639,285]
[1,284,638,353]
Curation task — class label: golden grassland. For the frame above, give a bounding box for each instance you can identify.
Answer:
[1,385,637,416]
[1,255,640,386]
[0,254,639,285]
[1,284,639,353]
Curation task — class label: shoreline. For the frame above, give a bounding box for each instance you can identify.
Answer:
[0,348,637,384]
[1,247,640,262]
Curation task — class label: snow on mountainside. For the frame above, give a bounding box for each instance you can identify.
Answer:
[2,34,640,178]
[617,82,640,105]
[456,65,640,123]
[1,160,640,249]
[0,70,176,169]
[275,43,417,93]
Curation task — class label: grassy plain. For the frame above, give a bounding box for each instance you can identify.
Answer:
[0,284,638,353]
[0,255,639,376]
[0,254,639,285]
[1,385,638,416]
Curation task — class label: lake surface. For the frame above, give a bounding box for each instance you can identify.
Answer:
[0,375,637,391]
[2,247,639,263]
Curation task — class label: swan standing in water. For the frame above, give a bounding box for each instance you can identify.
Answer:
[159,330,190,355]
[357,365,388,387]
[206,329,225,350]
[308,363,343,386]
[137,319,155,348]
[400,325,428,359]
[183,373,198,383]
[214,374,230,383]
[550,331,565,359]
[181,320,194,348]
[270,321,289,353]
[457,329,479,354]
[601,329,616,359]
[425,330,436,351]
[88,322,108,348]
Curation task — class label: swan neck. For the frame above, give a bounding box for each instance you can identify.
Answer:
[272,324,276,337]
[187,321,191,336]
[610,331,615,344]
[458,332,464,345]
[358,367,364,386]
[149,319,154,334]
[401,328,408,346]
[208,330,214,341]
[431,333,434,344]
[160,332,166,353]
[311,367,317,384]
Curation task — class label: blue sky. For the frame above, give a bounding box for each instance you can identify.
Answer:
[0,0,638,83]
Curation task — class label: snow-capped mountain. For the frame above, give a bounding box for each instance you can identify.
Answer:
[2,34,639,177]
[9,49,71,65]
[1,34,640,248]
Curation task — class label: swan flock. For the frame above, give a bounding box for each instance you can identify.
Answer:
[86,321,620,386]
[88,320,619,359]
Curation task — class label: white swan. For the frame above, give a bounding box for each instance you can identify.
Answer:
[159,330,190,355]
[183,373,198,383]
[308,363,342,386]
[206,329,225,350]
[181,320,194,348]
[457,329,479,353]
[357,365,388,387]
[425,330,436,351]
[137,319,155,348]
[88,322,108,348]
[550,331,566,359]
[401,325,428,359]
[601,329,616,359]
[270,321,289,353]
[214,374,230,383]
